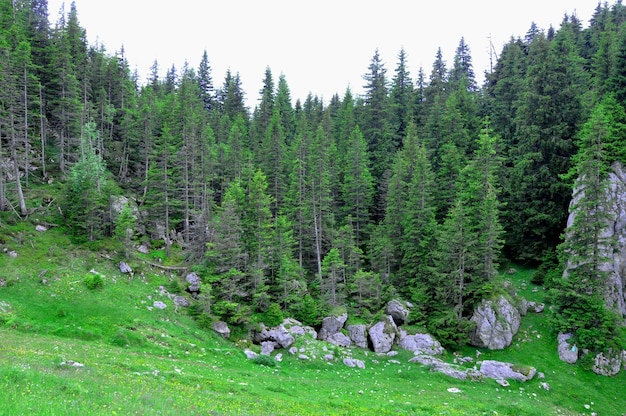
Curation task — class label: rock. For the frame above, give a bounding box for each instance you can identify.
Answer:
[496,379,510,387]
[267,325,295,349]
[527,301,545,313]
[185,272,202,293]
[35,225,48,232]
[173,296,189,308]
[385,299,411,326]
[540,382,550,391]
[137,244,150,254]
[212,321,231,339]
[244,350,258,359]
[119,262,133,274]
[563,162,626,322]
[343,358,365,369]
[592,349,622,376]
[479,360,536,382]
[557,332,578,364]
[387,351,398,357]
[260,341,276,356]
[153,301,167,310]
[347,324,368,349]
[323,354,335,361]
[326,332,352,347]
[397,330,444,355]
[447,387,462,393]
[368,315,398,353]
[8,251,17,258]
[318,313,348,340]
[275,353,283,362]
[409,355,477,381]
[298,354,310,360]
[469,295,521,350]
[288,347,297,355]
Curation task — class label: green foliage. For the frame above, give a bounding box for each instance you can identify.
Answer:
[82,273,104,290]
[291,294,320,327]
[252,354,276,367]
[262,303,284,327]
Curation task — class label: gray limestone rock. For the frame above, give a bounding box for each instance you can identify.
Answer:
[479,360,536,382]
[368,315,397,353]
[397,330,444,355]
[469,295,521,350]
[326,332,352,348]
[347,324,368,349]
[385,299,411,326]
[318,313,348,340]
[557,332,578,364]
[592,349,622,376]
[212,321,231,339]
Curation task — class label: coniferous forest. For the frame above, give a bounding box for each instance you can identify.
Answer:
[2,0,626,352]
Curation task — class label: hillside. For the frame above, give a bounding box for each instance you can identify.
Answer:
[1,221,626,415]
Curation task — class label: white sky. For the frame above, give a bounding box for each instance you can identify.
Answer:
[47,0,600,107]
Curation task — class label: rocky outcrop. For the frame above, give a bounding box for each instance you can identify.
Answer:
[564,161,626,320]
[592,350,621,376]
[317,313,348,340]
[469,295,521,350]
[557,332,578,364]
[347,324,368,348]
[385,299,411,326]
[368,315,398,353]
[479,360,536,382]
[343,358,365,369]
[409,355,480,381]
[397,330,444,355]
[254,323,295,349]
[185,272,202,295]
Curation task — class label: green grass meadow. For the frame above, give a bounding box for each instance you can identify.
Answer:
[1,224,625,415]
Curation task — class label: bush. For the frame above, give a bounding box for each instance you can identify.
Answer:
[83,273,104,290]
[262,303,284,327]
[252,354,276,367]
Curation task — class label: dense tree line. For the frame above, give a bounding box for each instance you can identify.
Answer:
[1,0,625,349]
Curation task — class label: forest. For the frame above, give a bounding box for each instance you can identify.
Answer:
[1,0,625,351]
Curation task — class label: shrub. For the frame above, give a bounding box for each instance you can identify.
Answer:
[252,354,276,367]
[262,303,284,327]
[83,273,104,290]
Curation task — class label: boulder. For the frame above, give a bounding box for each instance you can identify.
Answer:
[267,326,295,349]
[527,301,545,313]
[152,301,167,310]
[35,224,48,232]
[385,299,411,326]
[185,272,202,293]
[469,295,521,350]
[347,324,368,349]
[282,318,317,339]
[173,296,189,308]
[592,349,622,376]
[326,332,352,347]
[212,321,231,339]
[479,360,536,382]
[343,358,365,369]
[368,315,397,353]
[119,262,133,274]
[397,330,444,355]
[244,350,258,359]
[318,313,348,340]
[557,332,578,364]
[409,354,480,381]
[260,341,276,356]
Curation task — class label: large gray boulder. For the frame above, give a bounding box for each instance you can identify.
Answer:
[368,315,398,353]
[212,321,231,339]
[318,313,348,340]
[347,324,368,348]
[385,299,411,326]
[327,332,352,347]
[185,272,202,294]
[592,350,621,376]
[479,360,536,382]
[268,325,296,349]
[557,332,578,364]
[469,295,521,350]
[397,330,444,355]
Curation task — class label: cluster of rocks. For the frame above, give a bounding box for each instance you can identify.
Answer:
[557,332,626,376]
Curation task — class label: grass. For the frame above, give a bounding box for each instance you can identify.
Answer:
[1,220,626,415]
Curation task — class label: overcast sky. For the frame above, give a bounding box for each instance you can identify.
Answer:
[47,0,600,107]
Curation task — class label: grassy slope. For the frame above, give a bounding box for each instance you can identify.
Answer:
[1,225,625,415]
